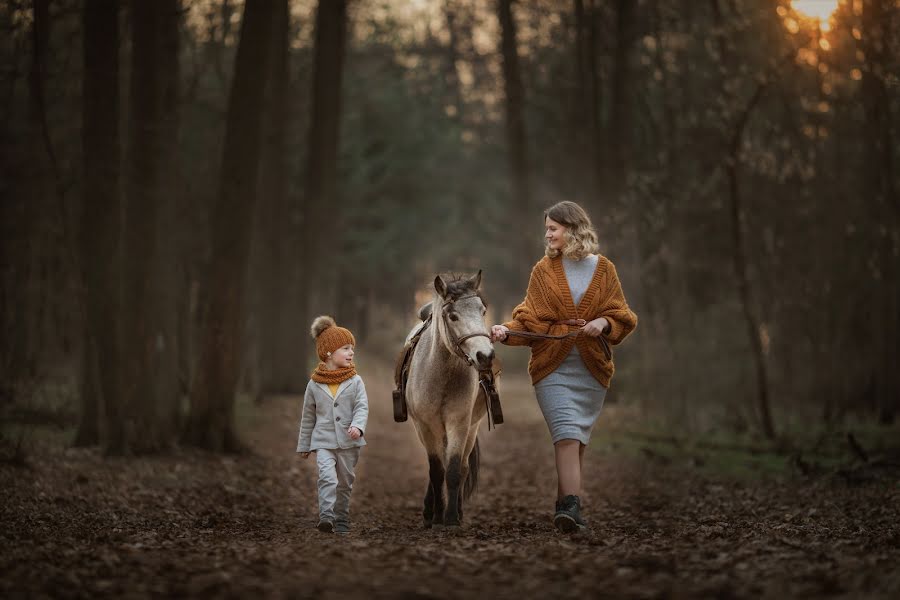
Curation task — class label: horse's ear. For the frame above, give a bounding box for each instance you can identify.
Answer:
[470,269,482,290]
[434,275,448,298]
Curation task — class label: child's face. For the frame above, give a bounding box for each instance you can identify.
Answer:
[328,344,355,368]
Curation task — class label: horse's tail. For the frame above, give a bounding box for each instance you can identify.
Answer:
[463,437,480,500]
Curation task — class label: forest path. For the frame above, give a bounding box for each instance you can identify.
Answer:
[2,362,898,598]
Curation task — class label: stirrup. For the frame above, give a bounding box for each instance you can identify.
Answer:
[392,389,408,422]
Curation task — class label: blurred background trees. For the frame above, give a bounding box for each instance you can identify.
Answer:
[0,0,897,454]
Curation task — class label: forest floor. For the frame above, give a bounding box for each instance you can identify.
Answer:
[2,364,899,599]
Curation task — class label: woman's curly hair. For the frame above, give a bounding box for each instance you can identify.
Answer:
[543,201,599,260]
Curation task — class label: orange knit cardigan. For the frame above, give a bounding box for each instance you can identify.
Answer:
[502,254,637,387]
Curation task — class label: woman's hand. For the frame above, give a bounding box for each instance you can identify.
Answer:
[490,324,509,342]
[348,426,362,440]
[299,452,311,459]
[582,317,610,337]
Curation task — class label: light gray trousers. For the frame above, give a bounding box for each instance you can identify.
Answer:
[315,447,361,523]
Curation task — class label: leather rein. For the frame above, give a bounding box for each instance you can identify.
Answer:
[505,318,612,361]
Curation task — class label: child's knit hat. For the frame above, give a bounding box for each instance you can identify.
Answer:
[310,316,356,361]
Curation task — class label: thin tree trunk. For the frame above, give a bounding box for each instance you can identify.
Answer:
[711,0,783,440]
[75,336,101,446]
[607,0,634,203]
[79,0,122,451]
[573,0,601,213]
[301,0,348,371]
[186,0,274,451]
[152,0,183,436]
[497,0,533,291]
[726,81,776,441]
[253,0,303,397]
[120,0,164,454]
[860,0,898,423]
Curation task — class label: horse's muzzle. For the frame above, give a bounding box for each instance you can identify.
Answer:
[475,349,495,370]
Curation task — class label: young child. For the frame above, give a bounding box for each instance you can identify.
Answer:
[297,316,369,534]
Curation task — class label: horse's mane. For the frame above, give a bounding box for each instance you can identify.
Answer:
[434,272,488,307]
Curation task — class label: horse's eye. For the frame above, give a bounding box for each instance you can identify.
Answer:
[449,313,459,322]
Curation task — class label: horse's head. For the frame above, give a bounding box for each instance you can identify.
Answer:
[433,270,495,370]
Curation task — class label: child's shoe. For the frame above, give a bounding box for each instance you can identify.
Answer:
[316,520,334,533]
[334,520,351,535]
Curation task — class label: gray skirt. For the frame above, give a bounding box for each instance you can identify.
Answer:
[534,347,607,445]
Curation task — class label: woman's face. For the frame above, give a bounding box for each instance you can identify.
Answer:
[545,217,567,251]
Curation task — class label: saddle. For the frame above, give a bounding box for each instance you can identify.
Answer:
[392,302,503,428]
[392,307,432,423]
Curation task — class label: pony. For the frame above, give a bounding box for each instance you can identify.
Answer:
[405,270,495,528]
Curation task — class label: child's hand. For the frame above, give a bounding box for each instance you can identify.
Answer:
[348,426,362,440]
[300,452,311,459]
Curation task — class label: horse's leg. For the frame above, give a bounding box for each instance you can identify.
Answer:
[457,425,481,523]
[424,477,434,527]
[415,424,445,529]
[425,454,445,528]
[443,416,471,527]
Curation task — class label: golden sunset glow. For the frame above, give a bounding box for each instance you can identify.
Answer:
[790,0,839,31]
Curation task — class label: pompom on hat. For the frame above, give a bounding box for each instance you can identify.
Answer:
[310,316,356,361]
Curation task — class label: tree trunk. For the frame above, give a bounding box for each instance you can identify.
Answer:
[252,0,304,397]
[497,0,533,292]
[726,82,776,441]
[860,0,898,423]
[74,336,101,447]
[573,0,601,215]
[301,0,348,370]
[120,0,166,454]
[711,0,781,440]
[78,0,121,450]
[151,0,183,436]
[607,0,634,204]
[185,0,274,451]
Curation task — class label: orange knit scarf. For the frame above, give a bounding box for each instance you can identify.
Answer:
[311,363,357,384]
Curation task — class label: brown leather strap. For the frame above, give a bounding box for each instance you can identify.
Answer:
[505,327,612,360]
[505,329,580,341]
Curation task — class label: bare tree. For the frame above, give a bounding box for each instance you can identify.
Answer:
[250,0,306,397]
[186,0,274,451]
[859,0,898,423]
[119,0,168,453]
[300,0,348,370]
[152,0,184,437]
[76,0,121,449]
[498,0,534,290]
[573,0,602,214]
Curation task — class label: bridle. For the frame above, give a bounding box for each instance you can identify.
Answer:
[436,292,493,367]
[434,291,504,429]
[505,319,612,361]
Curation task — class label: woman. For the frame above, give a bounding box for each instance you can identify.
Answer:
[491,201,637,533]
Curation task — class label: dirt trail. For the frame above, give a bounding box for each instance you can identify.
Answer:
[2,363,899,599]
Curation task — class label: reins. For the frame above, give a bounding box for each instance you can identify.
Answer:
[504,319,612,361]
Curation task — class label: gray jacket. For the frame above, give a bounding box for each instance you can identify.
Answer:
[296,374,369,452]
